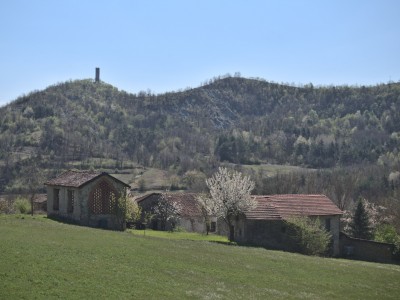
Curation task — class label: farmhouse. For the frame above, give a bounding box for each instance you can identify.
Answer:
[45,170,130,230]
[136,193,217,233]
[233,194,343,256]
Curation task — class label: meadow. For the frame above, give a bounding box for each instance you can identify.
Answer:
[1,215,399,299]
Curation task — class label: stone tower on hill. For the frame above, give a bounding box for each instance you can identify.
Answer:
[95,67,100,83]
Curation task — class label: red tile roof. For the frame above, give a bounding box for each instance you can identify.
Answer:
[137,193,202,217]
[44,170,130,188]
[164,193,202,217]
[245,194,342,220]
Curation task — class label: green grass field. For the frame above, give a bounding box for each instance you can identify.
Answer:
[1,215,399,299]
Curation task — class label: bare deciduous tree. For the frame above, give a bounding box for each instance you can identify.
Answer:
[206,167,256,241]
[20,161,45,216]
[327,169,358,210]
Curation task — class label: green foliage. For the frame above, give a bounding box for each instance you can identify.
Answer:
[2,215,400,299]
[2,78,400,178]
[114,195,128,231]
[374,224,400,259]
[13,197,31,214]
[374,224,400,244]
[374,224,400,260]
[125,199,142,224]
[286,216,332,256]
[350,199,373,240]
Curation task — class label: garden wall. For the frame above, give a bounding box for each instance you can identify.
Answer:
[340,232,396,264]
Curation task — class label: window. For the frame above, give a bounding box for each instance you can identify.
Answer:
[53,188,60,211]
[210,221,216,232]
[89,180,118,215]
[67,190,74,213]
[325,218,331,232]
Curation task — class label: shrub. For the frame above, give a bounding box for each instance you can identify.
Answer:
[374,224,400,244]
[13,197,31,214]
[0,201,8,214]
[286,216,331,256]
[374,224,400,260]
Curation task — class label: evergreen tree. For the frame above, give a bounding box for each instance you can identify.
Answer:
[349,199,373,239]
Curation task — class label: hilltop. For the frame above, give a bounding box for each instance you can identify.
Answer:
[1,76,400,195]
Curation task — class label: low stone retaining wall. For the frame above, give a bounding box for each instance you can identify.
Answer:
[340,232,396,264]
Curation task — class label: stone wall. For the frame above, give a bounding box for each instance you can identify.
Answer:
[47,175,128,230]
[340,232,396,264]
[235,218,296,251]
[234,215,341,256]
[318,215,341,256]
[179,216,217,233]
[47,186,80,221]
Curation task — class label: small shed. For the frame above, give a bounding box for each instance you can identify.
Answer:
[45,170,130,230]
[136,193,217,233]
[233,194,343,256]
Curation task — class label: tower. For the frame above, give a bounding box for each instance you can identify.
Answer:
[95,67,100,83]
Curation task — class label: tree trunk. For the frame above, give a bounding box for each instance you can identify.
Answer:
[30,193,35,216]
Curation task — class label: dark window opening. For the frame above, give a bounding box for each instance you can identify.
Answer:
[325,218,331,232]
[53,188,60,211]
[210,221,216,232]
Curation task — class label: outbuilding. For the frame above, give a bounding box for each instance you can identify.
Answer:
[45,170,130,230]
[136,192,217,233]
[233,194,343,256]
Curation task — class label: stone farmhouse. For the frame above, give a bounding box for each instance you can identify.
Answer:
[232,194,342,256]
[136,193,217,233]
[45,170,130,230]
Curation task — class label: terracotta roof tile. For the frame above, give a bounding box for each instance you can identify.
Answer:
[137,192,202,217]
[164,193,202,217]
[44,170,130,188]
[245,194,342,220]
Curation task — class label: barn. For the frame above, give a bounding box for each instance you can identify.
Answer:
[45,170,130,230]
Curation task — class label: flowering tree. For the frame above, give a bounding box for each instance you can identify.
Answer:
[125,199,142,228]
[153,194,182,231]
[196,193,216,235]
[206,167,256,241]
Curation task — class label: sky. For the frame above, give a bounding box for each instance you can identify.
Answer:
[1,0,399,107]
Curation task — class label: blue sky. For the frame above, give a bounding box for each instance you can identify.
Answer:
[1,0,399,106]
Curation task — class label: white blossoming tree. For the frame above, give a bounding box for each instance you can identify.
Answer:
[196,193,217,235]
[205,167,256,241]
[153,194,182,231]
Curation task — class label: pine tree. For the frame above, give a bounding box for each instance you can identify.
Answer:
[349,199,373,240]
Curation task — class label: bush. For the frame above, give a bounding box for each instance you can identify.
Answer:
[374,224,400,260]
[13,197,31,214]
[0,201,9,213]
[374,224,400,244]
[286,216,331,256]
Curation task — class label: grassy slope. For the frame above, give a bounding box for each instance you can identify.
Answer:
[1,215,399,299]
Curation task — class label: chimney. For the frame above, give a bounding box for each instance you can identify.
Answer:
[95,67,100,83]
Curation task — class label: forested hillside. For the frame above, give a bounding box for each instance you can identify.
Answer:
[1,76,400,209]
